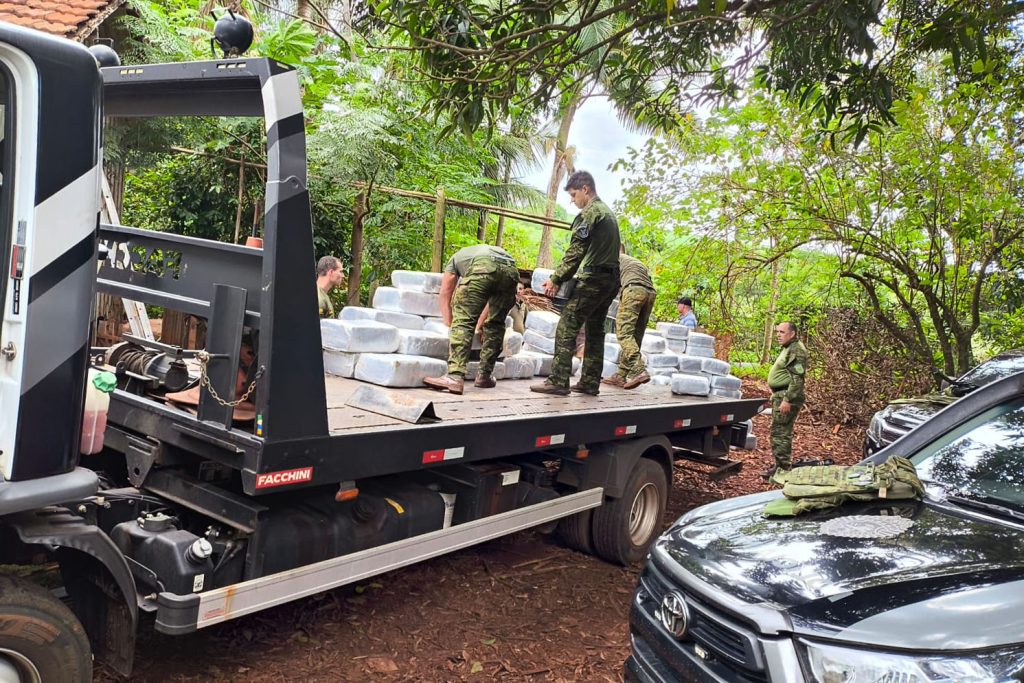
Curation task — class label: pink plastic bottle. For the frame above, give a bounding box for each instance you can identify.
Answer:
[80,369,115,455]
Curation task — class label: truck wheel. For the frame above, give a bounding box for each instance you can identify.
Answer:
[591,458,667,565]
[555,509,594,554]
[0,575,92,683]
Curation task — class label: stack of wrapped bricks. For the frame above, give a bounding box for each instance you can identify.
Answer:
[321,270,544,387]
[321,269,741,395]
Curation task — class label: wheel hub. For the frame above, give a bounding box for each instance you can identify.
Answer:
[0,649,42,683]
[628,482,660,545]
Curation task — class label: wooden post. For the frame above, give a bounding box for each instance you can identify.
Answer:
[233,154,246,243]
[495,214,506,247]
[348,191,365,305]
[431,186,446,272]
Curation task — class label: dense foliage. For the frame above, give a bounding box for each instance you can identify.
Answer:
[373,0,1024,141]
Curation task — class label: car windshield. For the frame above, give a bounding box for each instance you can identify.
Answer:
[957,355,1024,388]
[910,398,1024,514]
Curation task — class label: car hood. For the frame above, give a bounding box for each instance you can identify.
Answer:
[657,493,1024,649]
[879,397,951,429]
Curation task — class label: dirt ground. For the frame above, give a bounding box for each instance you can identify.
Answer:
[99,379,863,683]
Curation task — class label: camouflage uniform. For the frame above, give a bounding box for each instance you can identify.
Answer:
[614,254,657,380]
[767,338,809,470]
[547,198,621,391]
[317,286,334,319]
[445,245,519,378]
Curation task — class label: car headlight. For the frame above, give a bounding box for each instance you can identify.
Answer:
[867,413,884,442]
[801,640,1024,683]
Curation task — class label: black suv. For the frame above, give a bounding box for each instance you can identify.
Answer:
[864,349,1024,456]
[626,370,1024,683]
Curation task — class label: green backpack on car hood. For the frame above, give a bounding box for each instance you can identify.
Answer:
[763,456,925,517]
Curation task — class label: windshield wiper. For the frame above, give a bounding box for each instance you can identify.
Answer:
[945,494,1024,523]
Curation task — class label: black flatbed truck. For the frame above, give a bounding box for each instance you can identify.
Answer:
[0,22,763,682]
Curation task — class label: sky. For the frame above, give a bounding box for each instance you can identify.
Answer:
[521,96,650,213]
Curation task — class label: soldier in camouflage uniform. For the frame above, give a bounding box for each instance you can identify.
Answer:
[423,244,519,395]
[531,171,620,396]
[765,321,809,480]
[602,250,657,390]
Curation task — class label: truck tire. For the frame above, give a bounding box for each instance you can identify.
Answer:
[0,575,92,683]
[591,458,667,565]
[555,509,594,554]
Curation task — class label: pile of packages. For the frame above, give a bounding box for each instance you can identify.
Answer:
[320,270,561,388]
[320,268,740,397]
[600,323,742,398]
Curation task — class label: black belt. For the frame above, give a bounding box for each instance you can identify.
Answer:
[583,265,617,274]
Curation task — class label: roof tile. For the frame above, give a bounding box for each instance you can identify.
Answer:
[0,0,120,37]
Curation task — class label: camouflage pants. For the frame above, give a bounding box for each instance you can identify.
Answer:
[448,265,518,377]
[770,392,804,469]
[549,272,618,389]
[615,285,657,379]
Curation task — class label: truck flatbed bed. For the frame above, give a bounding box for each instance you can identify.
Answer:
[111,376,764,494]
[325,375,745,433]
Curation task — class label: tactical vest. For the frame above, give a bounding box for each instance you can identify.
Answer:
[763,456,925,517]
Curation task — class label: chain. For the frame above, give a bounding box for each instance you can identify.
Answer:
[195,350,264,407]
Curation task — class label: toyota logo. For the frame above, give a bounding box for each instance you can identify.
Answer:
[657,591,690,639]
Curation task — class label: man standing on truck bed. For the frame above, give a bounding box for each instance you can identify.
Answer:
[423,245,519,395]
[765,321,809,481]
[316,255,345,318]
[532,170,621,397]
[603,247,657,390]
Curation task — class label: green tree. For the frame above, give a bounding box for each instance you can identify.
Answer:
[371,0,1024,138]
[617,64,1024,375]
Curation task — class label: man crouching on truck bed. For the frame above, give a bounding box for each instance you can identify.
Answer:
[423,245,520,395]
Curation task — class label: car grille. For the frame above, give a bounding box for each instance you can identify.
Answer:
[638,559,767,682]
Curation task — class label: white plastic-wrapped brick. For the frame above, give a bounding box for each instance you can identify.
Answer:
[684,344,716,358]
[523,330,556,354]
[745,433,758,450]
[700,358,731,376]
[604,332,619,344]
[424,319,450,335]
[524,310,560,338]
[530,268,576,298]
[678,356,704,373]
[686,332,715,348]
[396,329,450,359]
[671,373,711,396]
[710,374,742,391]
[519,350,553,376]
[323,348,359,377]
[666,339,687,354]
[339,306,425,331]
[465,361,506,381]
[651,367,677,377]
[503,329,523,357]
[604,343,621,364]
[640,335,666,353]
[651,375,673,386]
[655,322,690,339]
[372,286,443,318]
[602,359,618,378]
[354,353,448,387]
[648,352,679,368]
[321,319,400,353]
[503,354,537,379]
[711,388,743,399]
[391,270,443,294]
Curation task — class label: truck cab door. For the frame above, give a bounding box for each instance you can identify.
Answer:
[0,23,102,482]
